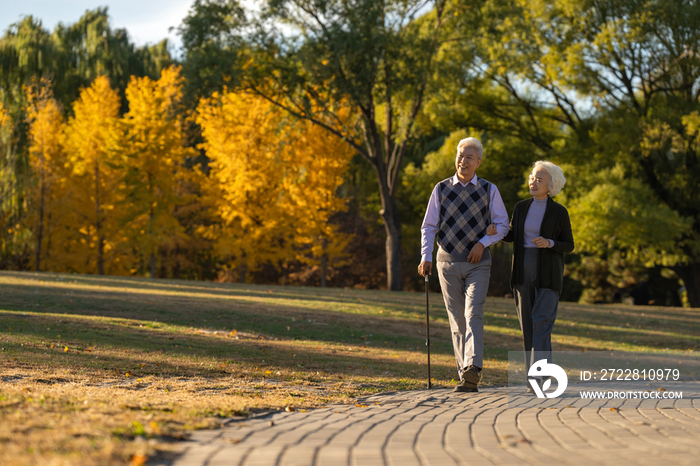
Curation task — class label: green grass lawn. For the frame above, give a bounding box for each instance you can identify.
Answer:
[1,271,698,465]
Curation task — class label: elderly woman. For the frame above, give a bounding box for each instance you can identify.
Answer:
[488,161,574,383]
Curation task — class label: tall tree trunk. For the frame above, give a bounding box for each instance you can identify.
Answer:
[382,208,402,291]
[675,263,700,308]
[239,248,247,283]
[94,160,104,275]
[320,238,328,288]
[149,206,156,278]
[174,246,181,279]
[377,180,402,291]
[35,169,45,271]
[46,212,52,263]
[365,117,404,291]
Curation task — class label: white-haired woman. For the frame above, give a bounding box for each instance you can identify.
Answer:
[487,160,574,384]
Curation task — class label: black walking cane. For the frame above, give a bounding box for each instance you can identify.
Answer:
[425,274,432,389]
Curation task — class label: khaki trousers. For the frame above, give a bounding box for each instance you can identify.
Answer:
[437,255,491,380]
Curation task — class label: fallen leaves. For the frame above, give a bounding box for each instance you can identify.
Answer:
[149,421,161,435]
[131,453,148,466]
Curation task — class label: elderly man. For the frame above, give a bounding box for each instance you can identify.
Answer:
[418,137,508,392]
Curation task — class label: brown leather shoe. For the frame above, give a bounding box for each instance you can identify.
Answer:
[462,365,481,386]
[454,366,481,392]
[453,380,479,393]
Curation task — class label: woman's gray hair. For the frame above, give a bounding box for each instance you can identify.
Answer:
[457,137,483,159]
[532,160,566,197]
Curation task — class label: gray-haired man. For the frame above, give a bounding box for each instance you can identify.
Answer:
[418,137,508,392]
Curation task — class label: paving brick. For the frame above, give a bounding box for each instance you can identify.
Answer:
[314,448,350,465]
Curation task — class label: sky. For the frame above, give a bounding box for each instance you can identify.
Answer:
[0,0,194,52]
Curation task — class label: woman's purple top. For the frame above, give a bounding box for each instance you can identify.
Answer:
[523,197,548,248]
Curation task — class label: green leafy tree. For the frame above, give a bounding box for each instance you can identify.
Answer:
[429,0,700,305]
[535,0,700,306]
[0,101,29,268]
[0,9,172,111]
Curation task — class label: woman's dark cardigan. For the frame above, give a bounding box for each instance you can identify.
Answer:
[502,197,574,293]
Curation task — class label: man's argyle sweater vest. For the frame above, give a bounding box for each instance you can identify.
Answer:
[436,177,492,262]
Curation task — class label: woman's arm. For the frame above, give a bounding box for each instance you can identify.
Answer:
[502,221,514,243]
[551,207,574,254]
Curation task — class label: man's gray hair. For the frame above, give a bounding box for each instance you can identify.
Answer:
[532,160,566,197]
[457,137,483,159]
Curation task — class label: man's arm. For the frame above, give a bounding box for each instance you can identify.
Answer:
[466,183,509,263]
[419,184,440,276]
[480,184,509,246]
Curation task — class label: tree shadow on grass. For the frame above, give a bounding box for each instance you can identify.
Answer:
[1,310,466,385]
[484,307,700,351]
[1,278,462,355]
[0,271,454,320]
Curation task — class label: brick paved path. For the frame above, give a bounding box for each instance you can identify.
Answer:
[168,385,700,466]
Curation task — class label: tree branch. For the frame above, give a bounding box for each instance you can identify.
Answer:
[246,84,370,161]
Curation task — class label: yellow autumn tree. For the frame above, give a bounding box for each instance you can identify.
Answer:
[25,79,68,272]
[197,91,353,284]
[62,76,126,274]
[197,92,292,282]
[116,66,197,278]
[283,116,354,286]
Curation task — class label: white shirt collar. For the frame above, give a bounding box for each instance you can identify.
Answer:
[452,173,478,187]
